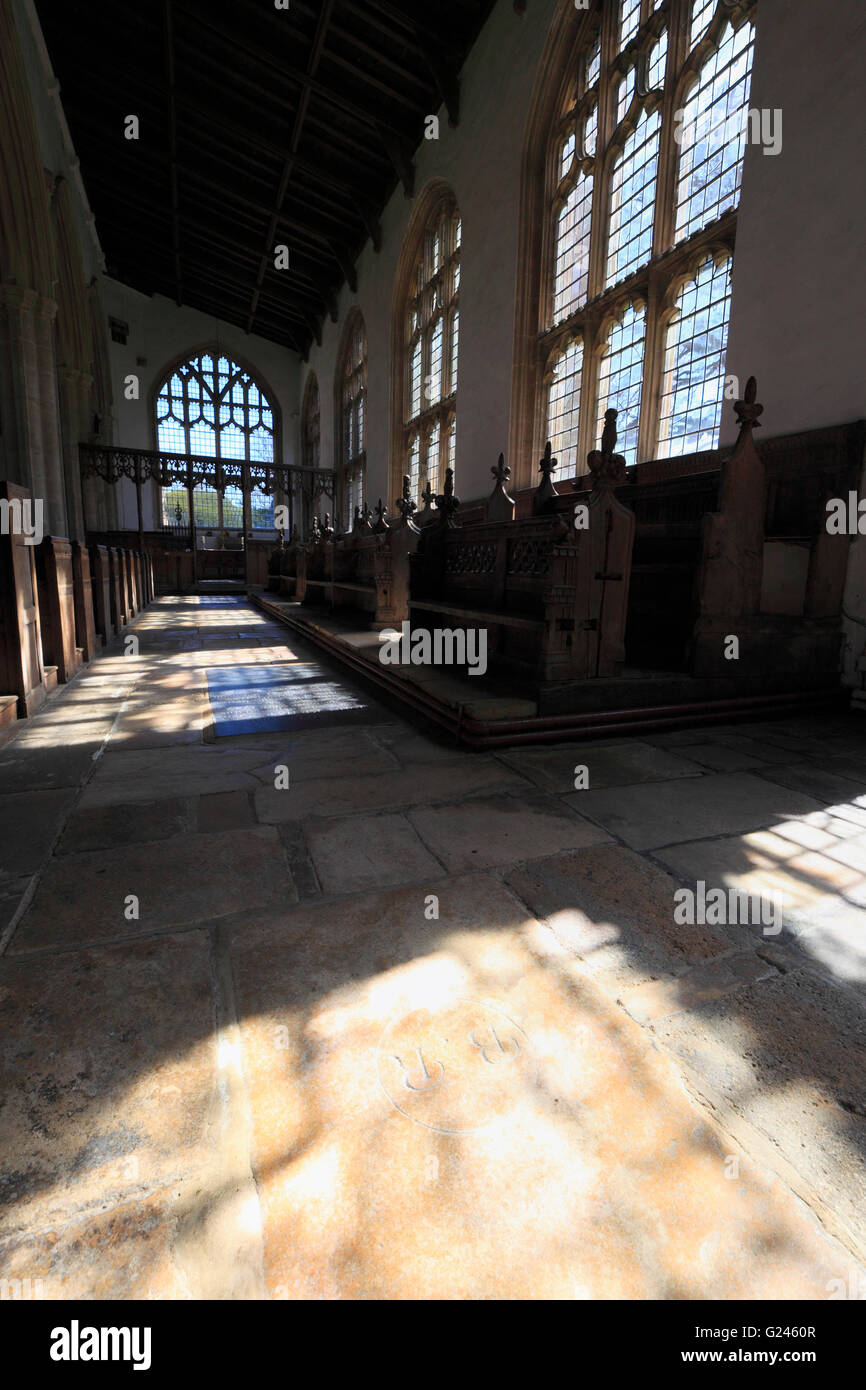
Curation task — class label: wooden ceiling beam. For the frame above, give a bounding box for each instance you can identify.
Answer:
[246,0,336,334]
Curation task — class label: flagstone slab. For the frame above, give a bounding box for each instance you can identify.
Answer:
[654,831,857,947]
[505,845,735,991]
[498,740,705,793]
[79,745,265,806]
[0,790,77,877]
[305,813,444,895]
[0,745,101,793]
[228,876,860,1299]
[671,742,769,772]
[10,827,295,951]
[56,797,193,855]
[254,760,531,824]
[408,793,610,872]
[0,1189,192,1300]
[0,933,219,1237]
[755,761,866,810]
[651,968,866,1253]
[566,773,824,851]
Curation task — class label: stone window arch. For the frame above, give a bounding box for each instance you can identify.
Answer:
[390,182,460,508]
[335,310,367,531]
[510,0,755,483]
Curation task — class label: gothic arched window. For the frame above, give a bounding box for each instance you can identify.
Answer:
[336,312,367,530]
[155,349,277,529]
[536,0,755,475]
[400,191,460,506]
[301,372,320,473]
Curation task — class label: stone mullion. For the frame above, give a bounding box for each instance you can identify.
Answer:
[637,269,664,463]
[654,0,690,259]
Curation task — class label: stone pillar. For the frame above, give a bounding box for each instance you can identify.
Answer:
[118,548,131,619]
[0,285,48,502]
[126,547,138,616]
[124,547,137,616]
[0,482,46,715]
[108,546,126,630]
[71,539,97,661]
[33,297,67,539]
[89,543,112,643]
[36,535,80,682]
[57,366,92,543]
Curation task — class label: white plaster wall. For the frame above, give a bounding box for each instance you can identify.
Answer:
[722,0,866,443]
[720,0,866,687]
[102,278,301,528]
[301,0,558,511]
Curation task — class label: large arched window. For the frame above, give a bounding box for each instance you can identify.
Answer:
[335,312,367,531]
[391,185,460,508]
[523,0,754,479]
[155,349,277,529]
[301,372,320,473]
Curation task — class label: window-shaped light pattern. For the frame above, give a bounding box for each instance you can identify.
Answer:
[596,304,646,468]
[690,0,717,48]
[620,0,641,50]
[546,339,584,473]
[553,169,593,324]
[340,315,367,529]
[606,109,660,286]
[675,21,755,241]
[403,197,460,504]
[156,351,276,528]
[657,256,732,457]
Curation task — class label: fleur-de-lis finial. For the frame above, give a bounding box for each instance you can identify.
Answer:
[539,440,558,478]
[533,441,560,514]
[436,467,460,526]
[733,375,763,433]
[491,453,511,486]
[395,473,417,521]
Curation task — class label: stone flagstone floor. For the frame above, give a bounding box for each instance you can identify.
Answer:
[0,595,865,1298]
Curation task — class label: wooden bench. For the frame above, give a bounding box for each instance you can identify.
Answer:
[407,420,636,689]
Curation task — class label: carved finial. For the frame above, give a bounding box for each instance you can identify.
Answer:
[310,514,321,541]
[587,407,627,489]
[436,468,461,526]
[733,375,763,433]
[359,502,373,530]
[353,504,362,530]
[491,452,511,486]
[488,451,516,522]
[373,498,389,533]
[539,440,558,479]
[421,480,435,509]
[600,408,618,456]
[532,441,560,514]
[395,474,418,522]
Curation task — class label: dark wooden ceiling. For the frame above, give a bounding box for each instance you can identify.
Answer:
[36,0,497,355]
